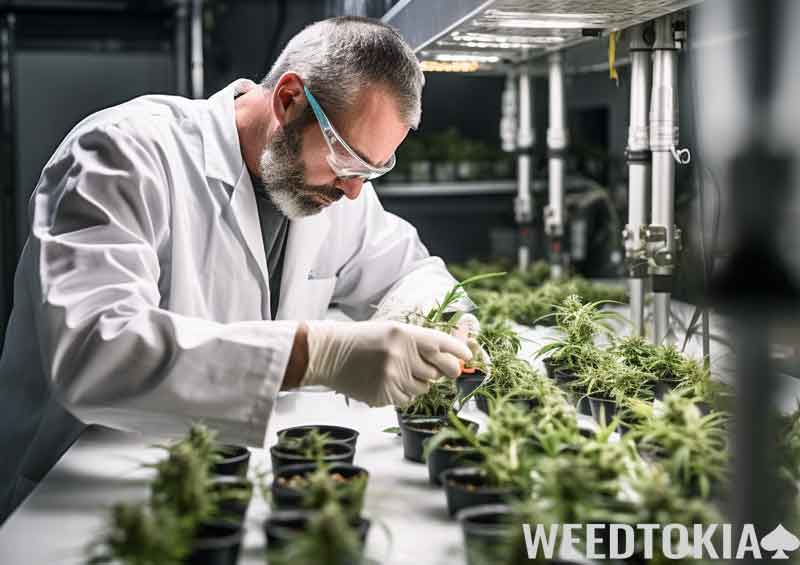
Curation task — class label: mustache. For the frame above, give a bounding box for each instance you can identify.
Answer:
[301,184,343,203]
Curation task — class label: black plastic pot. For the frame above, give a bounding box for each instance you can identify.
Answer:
[542,357,558,379]
[210,476,253,524]
[185,520,243,565]
[441,467,524,518]
[213,445,251,478]
[270,441,354,472]
[458,504,521,565]
[271,463,368,516]
[476,395,539,416]
[553,367,578,388]
[654,377,683,400]
[264,509,370,551]
[277,425,359,450]
[401,417,447,463]
[396,406,448,428]
[588,395,619,427]
[456,372,486,404]
[425,438,483,486]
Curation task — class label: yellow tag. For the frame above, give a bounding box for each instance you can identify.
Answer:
[609,31,619,85]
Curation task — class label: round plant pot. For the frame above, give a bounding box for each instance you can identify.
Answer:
[456,372,486,404]
[425,438,483,486]
[588,395,619,427]
[213,445,251,478]
[441,467,524,518]
[264,509,370,553]
[269,442,354,472]
[396,407,447,429]
[542,357,559,380]
[271,462,368,516]
[458,504,523,565]
[185,520,243,565]
[210,476,253,524]
[654,377,683,400]
[277,425,359,450]
[476,394,539,416]
[402,417,477,463]
[695,400,713,416]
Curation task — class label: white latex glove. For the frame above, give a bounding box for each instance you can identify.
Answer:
[451,313,491,373]
[301,320,473,407]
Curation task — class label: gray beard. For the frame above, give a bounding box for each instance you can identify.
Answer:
[258,120,341,219]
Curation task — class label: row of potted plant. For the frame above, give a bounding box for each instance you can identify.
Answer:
[386,271,740,563]
[380,129,516,184]
[88,424,253,565]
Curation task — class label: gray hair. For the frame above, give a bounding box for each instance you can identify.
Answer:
[261,16,424,129]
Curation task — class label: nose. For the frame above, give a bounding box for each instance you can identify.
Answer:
[335,177,365,200]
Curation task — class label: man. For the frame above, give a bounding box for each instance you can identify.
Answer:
[0,17,480,522]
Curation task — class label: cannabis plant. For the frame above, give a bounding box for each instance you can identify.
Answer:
[399,377,457,417]
[573,351,654,404]
[87,502,193,565]
[536,295,622,373]
[150,442,216,522]
[267,502,366,565]
[629,391,729,498]
[478,319,522,358]
[276,462,368,522]
[275,429,335,461]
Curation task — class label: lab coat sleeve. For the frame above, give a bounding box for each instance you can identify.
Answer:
[331,184,475,322]
[29,124,296,447]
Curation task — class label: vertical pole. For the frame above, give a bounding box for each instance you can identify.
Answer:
[625,24,652,337]
[649,15,680,344]
[0,14,16,346]
[515,69,534,271]
[174,0,189,97]
[190,0,204,99]
[546,52,567,280]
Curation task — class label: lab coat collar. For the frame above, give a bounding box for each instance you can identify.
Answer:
[201,79,333,320]
[202,79,255,188]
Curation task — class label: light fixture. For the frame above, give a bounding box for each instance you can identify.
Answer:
[434,53,500,63]
[420,61,481,73]
[495,19,592,29]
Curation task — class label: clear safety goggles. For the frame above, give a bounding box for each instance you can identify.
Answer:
[304,85,396,181]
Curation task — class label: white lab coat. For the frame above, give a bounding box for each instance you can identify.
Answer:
[0,79,464,520]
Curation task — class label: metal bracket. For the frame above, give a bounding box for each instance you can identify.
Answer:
[544,205,563,237]
[514,196,533,223]
[644,224,682,268]
[670,145,691,165]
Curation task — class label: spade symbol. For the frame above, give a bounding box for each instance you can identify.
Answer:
[761,524,800,559]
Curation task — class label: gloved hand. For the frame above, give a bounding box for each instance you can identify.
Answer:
[301,320,473,407]
[451,313,491,372]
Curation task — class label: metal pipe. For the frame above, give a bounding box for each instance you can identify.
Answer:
[190,0,204,99]
[546,52,567,280]
[174,0,189,97]
[0,14,16,344]
[515,69,534,271]
[649,15,680,344]
[624,24,652,336]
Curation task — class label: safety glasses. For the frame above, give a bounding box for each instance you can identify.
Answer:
[303,85,396,181]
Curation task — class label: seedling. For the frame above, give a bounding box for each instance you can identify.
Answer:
[536,295,623,373]
[275,462,368,521]
[266,502,366,565]
[275,429,335,462]
[629,391,729,498]
[87,502,192,565]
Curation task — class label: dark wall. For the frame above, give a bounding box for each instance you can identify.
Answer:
[203,0,327,95]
